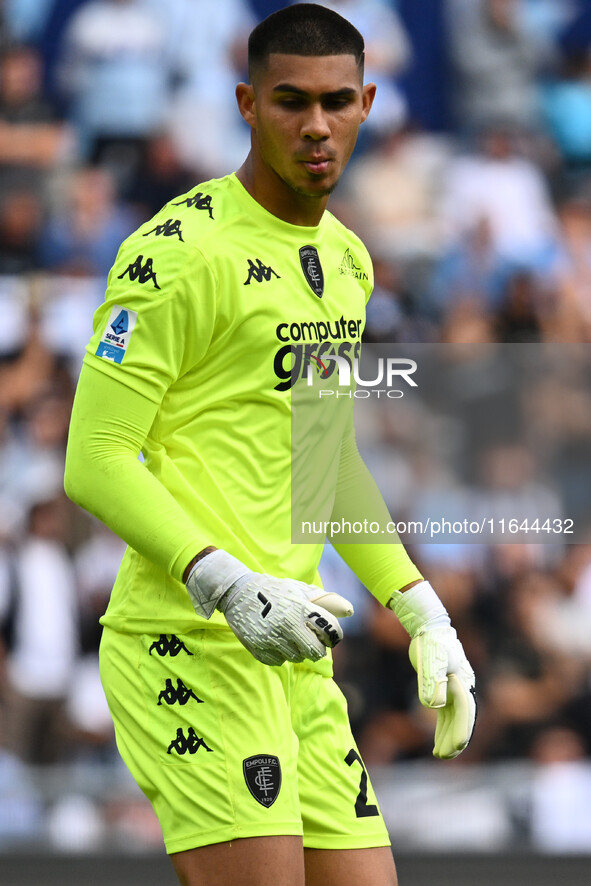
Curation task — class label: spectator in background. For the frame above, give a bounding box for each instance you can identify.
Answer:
[471,443,562,530]
[0,44,55,127]
[568,543,591,613]
[2,489,79,764]
[520,0,578,54]
[35,273,108,383]
[0,406,25,539]
[0,307,55,423]
[0,308,74,539]
[546,196,591,341]
[124,131,198,222]
[532,554,591,668]
[363,258,433,342]
[0,382,72,533]
[57,0,174,185]
[446,0,547,131]
[0,189,44,275]
[3,0,55,44]
[441,125,558,274]
[521,358,591,526]
[164,0,254,177]
[344,124,450,264]
[529,726,591,853]
[541,48,591,191]
[494,269,550,341]
[0,43,71,195]
[428,216,510,319]
[74,521,125,659]
[38,165,138,278]
[467,567,590,762]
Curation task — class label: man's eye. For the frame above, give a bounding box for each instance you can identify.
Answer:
[279,98,305,108]
[325,98,352,110]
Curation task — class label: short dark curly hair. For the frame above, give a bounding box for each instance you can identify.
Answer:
[248,3,365,82]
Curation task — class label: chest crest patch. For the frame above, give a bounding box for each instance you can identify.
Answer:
[299,245,324,298]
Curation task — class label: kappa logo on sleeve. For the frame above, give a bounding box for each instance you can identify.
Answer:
[118,254,160,289]
[95,305,137,364]
[172,191,214,219]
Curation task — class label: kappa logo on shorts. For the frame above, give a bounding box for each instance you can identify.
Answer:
[243,755,281,808]
[148,635,193,657]
[299,245,324,297]
[167,727,213,756]
[157,678,203,706]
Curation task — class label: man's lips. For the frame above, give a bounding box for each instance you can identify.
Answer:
[299,156,333,174]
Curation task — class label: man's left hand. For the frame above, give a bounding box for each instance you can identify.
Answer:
[389,580,476,759]
[409,625,476,759]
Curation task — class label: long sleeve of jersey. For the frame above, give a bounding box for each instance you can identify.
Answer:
[330,428,423,605]
[64,363,204,583]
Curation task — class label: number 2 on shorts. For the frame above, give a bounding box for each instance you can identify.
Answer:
[345,748,379,818]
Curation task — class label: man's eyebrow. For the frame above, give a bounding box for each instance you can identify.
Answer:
[272,83,358,98]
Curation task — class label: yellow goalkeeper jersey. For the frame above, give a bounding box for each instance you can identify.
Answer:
[81,173,374,634]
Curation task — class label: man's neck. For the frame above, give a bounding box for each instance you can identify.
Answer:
[235,156,328,227]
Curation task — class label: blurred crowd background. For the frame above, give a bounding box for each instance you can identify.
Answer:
[2,0,591,857]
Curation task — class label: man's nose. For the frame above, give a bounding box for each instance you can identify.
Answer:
[301,104,331,140]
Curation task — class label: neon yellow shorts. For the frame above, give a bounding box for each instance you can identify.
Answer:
[99,626,390,855]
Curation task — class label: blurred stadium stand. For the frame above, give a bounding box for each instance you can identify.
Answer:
[2,0,591,871]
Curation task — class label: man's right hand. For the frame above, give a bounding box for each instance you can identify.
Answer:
[185,549,353,666]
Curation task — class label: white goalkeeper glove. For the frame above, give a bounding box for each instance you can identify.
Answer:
[186,549,353,666]
[389,581,476,759]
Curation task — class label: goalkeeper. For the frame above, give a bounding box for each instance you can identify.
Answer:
[64,5,475,886]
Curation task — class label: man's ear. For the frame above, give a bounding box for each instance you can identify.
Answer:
[360,82,377,123]
[236,83,256,127]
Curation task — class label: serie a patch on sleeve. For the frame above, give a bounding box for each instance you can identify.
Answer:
[95,305,138,364]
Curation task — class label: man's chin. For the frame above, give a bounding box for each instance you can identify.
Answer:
[291,179,337,199]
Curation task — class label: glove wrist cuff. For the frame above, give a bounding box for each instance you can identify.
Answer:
[186,549,250,618]
[388,580,450,638]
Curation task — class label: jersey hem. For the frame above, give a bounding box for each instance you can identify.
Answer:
[99,614,231,634]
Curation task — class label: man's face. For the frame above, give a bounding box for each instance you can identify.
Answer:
[240,53,375,201]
